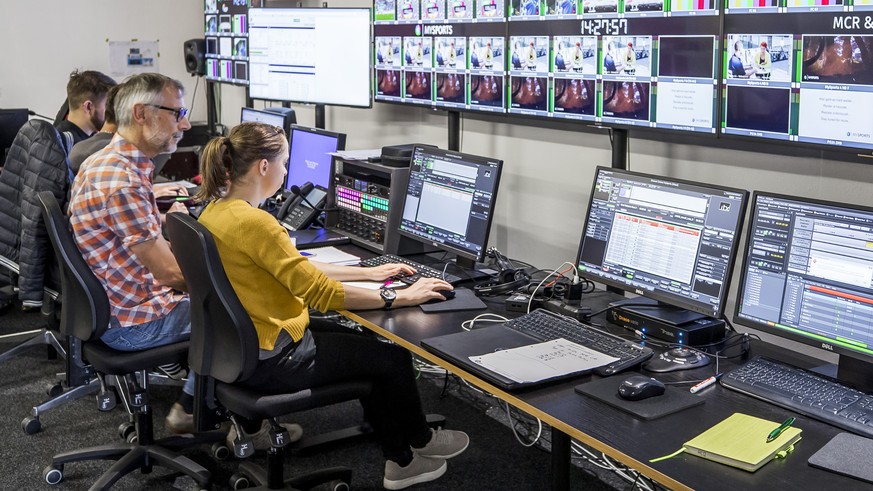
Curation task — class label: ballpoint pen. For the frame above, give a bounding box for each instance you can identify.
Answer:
[767,417,795,443]
[689,373,722,394]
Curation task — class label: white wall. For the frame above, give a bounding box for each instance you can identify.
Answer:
[6,0,871,361]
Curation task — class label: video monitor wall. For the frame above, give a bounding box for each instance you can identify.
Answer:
[205,0,259,85]
[374,0,720,133]
[722,11,873,151]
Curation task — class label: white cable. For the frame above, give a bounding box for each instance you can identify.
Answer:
[461,313,508,331]
[503,401,542,447]
[527,261,577,313]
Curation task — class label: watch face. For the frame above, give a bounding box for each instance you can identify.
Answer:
[381,288,397,301]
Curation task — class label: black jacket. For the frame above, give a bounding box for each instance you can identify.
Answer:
[0,120,73,302]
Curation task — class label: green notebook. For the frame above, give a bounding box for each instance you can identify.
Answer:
[683,413,802,472]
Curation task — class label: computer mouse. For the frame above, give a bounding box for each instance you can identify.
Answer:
[439,289,456,300]
[617,375,666,401]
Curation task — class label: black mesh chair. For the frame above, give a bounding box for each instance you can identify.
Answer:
[37,191,215,490]
[167,212,372,490]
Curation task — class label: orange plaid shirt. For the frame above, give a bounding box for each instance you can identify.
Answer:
[68,134,179,328]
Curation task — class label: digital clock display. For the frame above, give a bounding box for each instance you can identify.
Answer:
[582,18,629,36]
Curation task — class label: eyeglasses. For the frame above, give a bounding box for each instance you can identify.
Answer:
[146,104,189,122]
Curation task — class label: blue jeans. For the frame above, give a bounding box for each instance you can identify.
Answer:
[101,299,195,395]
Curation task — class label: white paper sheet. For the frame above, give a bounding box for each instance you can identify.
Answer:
[305,246,360,265]
[469,339,620,383]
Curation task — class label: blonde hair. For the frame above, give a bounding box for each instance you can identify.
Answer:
[196,122,287,202]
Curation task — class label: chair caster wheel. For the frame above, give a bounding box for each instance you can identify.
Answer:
[22,416,42,435]
[118,422,136,441]
[43,465,64,485]
[211,441,231,460]
[330,479,351,491]
[229,472,250,489]
[46,382,64,397]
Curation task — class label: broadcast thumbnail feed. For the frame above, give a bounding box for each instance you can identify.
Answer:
[204,0,250,85]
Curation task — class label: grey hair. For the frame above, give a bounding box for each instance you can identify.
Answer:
[114,73,185,129]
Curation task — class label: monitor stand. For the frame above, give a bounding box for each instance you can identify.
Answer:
[811,355,873,393]
[608,297,726,345]
[451,256,494,282]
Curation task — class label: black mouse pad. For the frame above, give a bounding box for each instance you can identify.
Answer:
[419,288,487,313]
[808,433,873,484]
[574,375,704,420]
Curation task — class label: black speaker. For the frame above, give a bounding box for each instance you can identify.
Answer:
[183,39,206,76]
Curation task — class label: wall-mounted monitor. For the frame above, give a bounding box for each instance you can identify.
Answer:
[204,0,255,85]
[248,8,372,108]
[239,107,296,136]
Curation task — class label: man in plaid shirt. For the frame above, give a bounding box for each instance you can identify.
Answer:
[68,73,196,433]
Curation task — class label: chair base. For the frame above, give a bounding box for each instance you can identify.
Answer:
[23,377,101,434]
[0,327,65,363]
[46,431,224,490]
[232,453,352,491]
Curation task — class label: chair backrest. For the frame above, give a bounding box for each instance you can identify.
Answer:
[166,213,260,384]
[37,191,109,342]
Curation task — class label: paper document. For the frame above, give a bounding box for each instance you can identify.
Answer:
[305,247,360,265]
[331,149,381,160]
[342,280,404,290]
[469,339,619,383]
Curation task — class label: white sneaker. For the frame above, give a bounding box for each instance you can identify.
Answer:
[383,454,447,490]
[412,428,470,459]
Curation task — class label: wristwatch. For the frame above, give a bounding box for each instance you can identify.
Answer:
[380,287,397,310]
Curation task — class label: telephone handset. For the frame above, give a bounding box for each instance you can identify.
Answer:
[278,184,328,231]
[276,181,313,220]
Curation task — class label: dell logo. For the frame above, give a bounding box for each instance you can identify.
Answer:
[821,343,834,351]
[635,289,644,295]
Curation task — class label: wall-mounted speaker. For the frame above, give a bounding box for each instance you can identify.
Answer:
[183,39,206,76]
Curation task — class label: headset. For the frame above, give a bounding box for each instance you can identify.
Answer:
[473,249,531,297]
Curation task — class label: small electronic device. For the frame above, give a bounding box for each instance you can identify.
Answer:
[240,107,295,135]
[396,145,503,276]
[643,347,711,373]
[278,184,328,231]
[285,125,346,192]
[575,166,748,338]
[618,375,666,401]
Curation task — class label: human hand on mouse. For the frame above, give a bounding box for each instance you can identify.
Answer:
[395,278,453,307]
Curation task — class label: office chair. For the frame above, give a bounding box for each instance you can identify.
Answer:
[37,191,215,490]
[167,212,369,490]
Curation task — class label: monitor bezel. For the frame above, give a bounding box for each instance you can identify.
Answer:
[396,145,504,264]
[574,165,749,319]
[733,191,873,366]
[246,7,373,108]
[284,124,347,191]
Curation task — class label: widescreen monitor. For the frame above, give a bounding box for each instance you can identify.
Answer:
[576,167,748,319]
[735,193,873,391]
[248,8,371,107]
[239,107,295,136]
[284,125,346,192]
[204,0,251,85]
[398,146,503,266]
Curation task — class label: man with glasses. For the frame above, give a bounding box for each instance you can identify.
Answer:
[68,73,200,433]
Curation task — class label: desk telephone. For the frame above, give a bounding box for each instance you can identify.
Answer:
[276,182,328,231]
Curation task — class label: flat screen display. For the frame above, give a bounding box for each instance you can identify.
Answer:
[285,125,346,191]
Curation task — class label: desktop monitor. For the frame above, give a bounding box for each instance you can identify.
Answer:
[239,107,296,136]
[0,108,28,163]
[397,146,503,267]
[576,167,748,319]
[735,193,873,392]
[284,125,346,192]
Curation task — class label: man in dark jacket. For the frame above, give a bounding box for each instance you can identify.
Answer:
[54,70,116,146]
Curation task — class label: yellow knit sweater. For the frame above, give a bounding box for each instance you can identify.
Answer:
[198,198,346,350]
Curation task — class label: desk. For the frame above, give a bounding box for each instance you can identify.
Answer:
[341,291,860,490]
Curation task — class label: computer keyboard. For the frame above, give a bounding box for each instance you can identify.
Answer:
[359,254,463,285]
[504,309,654,376]
[721,356,873,438]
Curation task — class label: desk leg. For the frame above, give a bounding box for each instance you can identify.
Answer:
[551,427,570,491]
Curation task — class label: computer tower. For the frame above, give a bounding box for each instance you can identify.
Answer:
[327,157,436,255]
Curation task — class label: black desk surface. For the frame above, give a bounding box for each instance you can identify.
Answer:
[341,287,860,491]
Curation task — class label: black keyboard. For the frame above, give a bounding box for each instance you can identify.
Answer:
[504,309,654,376]
[359,254,463,285]
[722,356,873,438]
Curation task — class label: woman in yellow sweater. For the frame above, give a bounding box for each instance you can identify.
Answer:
[195,122,468,490]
